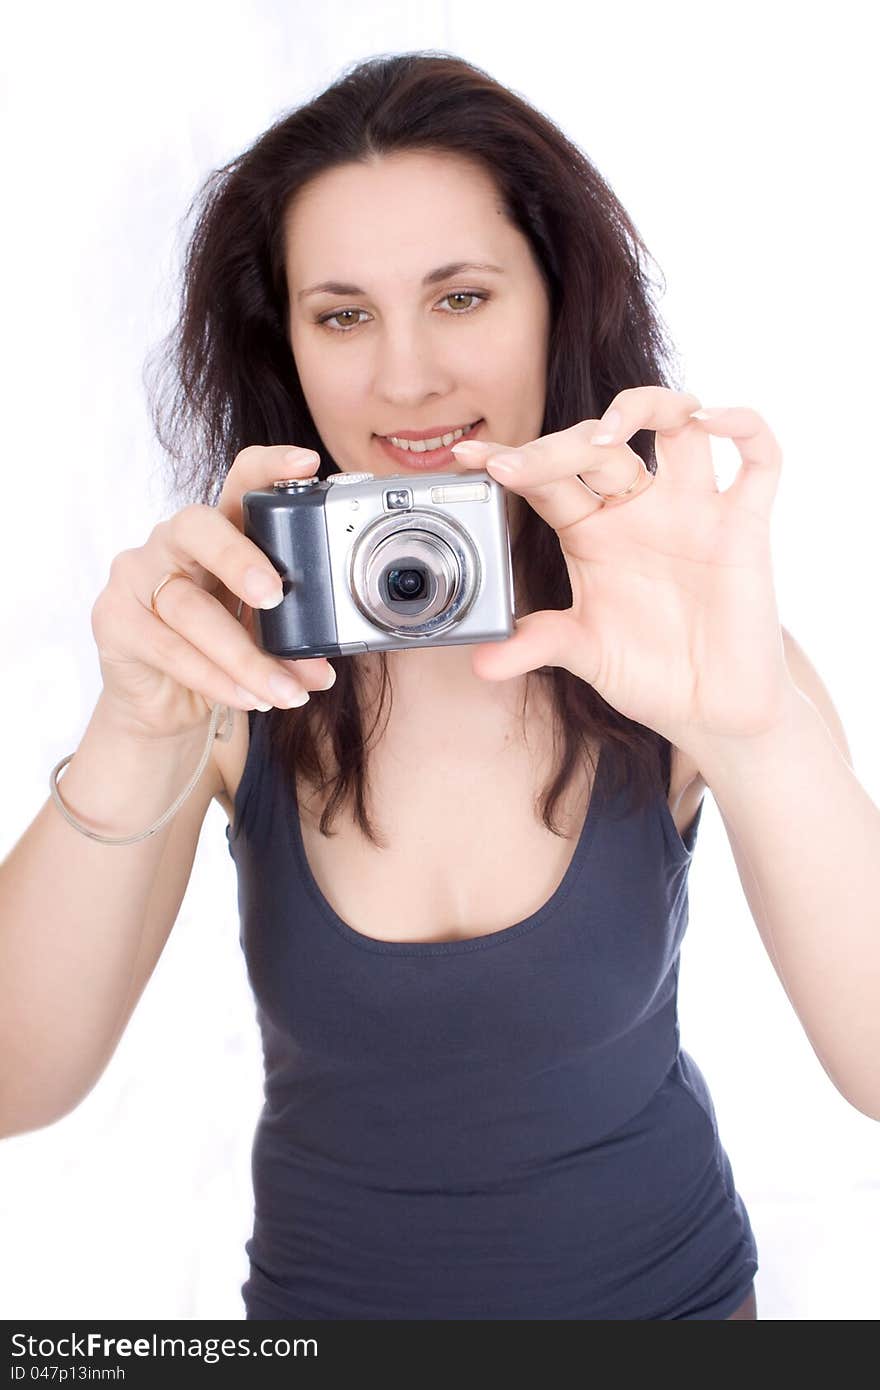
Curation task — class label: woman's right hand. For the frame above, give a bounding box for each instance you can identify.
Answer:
[90,445,336,740]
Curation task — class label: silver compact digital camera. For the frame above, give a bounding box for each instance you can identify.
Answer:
[240,469,515,659]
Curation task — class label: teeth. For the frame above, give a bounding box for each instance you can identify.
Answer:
[385,422,476,452]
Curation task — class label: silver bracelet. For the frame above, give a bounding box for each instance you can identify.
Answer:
[49,702,235,846]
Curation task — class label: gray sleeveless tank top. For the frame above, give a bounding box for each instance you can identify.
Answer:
[226,708,758,1319]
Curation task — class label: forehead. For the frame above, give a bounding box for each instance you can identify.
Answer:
[283,151,517,280]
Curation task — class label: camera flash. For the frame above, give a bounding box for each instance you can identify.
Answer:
[430,482,490,504]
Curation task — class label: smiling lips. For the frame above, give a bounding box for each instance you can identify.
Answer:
[375,419,484,470]
[382,421,479,446]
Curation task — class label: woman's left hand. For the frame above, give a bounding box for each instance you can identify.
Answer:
[451,386,797,755]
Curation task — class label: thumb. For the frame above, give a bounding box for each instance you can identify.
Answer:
[470,609,587,682]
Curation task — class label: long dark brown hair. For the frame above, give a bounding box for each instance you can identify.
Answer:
[146,50,684,848]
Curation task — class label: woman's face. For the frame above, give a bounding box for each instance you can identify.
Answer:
[283,150,552,483]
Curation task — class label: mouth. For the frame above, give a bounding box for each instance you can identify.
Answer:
[374,420,484,471]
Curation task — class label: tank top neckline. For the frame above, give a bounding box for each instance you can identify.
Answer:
[282,739,609,957]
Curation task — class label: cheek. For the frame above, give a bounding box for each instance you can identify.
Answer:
[497,345,545,418]
[453,339,505,399]
[487,306,545,391]
[294,342,361,415]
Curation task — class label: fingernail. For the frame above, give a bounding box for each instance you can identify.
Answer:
[284,448,320,466]
[592,409,622,446]
[690,408,724,420]
[485,454,517,474]
[320,665,336,689]
[269,672,309,706]
[234,686,273,711]
[244,567,284,609]
[450,440,490,458]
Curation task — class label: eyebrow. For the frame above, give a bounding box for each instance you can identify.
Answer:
[296,261,505,302]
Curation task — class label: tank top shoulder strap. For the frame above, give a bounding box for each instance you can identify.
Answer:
[657,781,706,863]
[226,706,271,847]
[591,740,705,869]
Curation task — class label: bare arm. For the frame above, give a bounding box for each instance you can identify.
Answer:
[0,693,221,1138]
[0,443,334,1139]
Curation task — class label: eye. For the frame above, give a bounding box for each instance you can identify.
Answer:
[316,307,369,332]
[442,291,486,313]
[315,290,489,334]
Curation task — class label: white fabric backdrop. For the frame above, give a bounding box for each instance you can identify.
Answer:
[1,0,878,1321]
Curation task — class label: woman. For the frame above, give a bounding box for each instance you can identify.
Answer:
[43,52,877,1320]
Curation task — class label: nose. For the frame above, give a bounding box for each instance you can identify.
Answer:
[371,315,455,407]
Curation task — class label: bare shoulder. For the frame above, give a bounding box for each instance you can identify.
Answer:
[668,742,707,842]
[210,706,251,826]
[669,741,705,798]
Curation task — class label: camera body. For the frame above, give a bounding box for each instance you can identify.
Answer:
[241,470,515,659]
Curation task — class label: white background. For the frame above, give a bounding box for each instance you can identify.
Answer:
[1,0,878,1321]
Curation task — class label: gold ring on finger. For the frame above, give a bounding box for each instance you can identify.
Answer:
[150,570,195,619]
[576,456,654,504]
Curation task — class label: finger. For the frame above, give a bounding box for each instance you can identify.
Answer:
[591,385,704,449]
[212,444,322,621]
[591,383,720,491]
[688,406,783,518]
[217,444,321,532]
[115,552,329,709]
[653,418,718,496]
[146,504,285,615]
[155,504,328,690]
[452,422,639,533]
[490,453,596,533]
[470,608,596,684]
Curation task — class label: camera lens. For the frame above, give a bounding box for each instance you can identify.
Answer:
[386,567,426,600]
[349,512,480,638]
